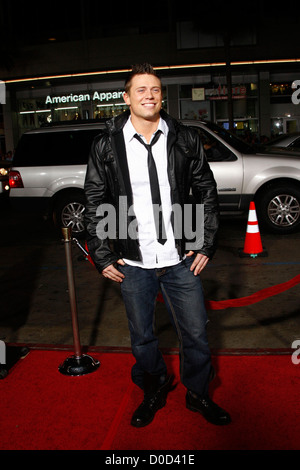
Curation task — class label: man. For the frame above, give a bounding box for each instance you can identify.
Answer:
[84,63,231,427]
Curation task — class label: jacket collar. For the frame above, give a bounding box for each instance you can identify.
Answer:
[106,109,130,135]
[105,108,179,137]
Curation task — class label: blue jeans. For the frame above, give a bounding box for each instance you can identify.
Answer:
[119,256,212,397]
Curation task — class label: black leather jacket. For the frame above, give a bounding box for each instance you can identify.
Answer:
[84,109,219,273]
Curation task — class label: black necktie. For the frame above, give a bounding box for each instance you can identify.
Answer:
[134,131,167,245]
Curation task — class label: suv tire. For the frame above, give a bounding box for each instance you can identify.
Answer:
[257,184,300,234]
[54,190,86,237]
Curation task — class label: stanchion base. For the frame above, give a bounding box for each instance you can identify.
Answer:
[58,354,100,376]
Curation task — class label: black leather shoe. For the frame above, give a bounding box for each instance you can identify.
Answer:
[186,391,231,425]
[131,374,174,428]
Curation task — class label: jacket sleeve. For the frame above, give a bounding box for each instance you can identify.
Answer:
[84,134,119,273]
[189,129,219,259]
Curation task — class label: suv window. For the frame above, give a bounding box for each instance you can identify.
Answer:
[288,137,300,150]
[13,129,101,166]
[191,127,237,162]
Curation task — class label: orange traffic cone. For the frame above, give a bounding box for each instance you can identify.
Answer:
[239,201,267,258]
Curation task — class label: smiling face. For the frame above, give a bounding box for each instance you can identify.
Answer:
[123,73,163,125]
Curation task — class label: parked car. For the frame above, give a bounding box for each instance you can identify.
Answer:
[9,120,300,236]
[265,132,300,151]
[186,121,300,234]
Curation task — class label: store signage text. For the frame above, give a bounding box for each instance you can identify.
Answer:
[45,90,124,105]
[207,85,247,100]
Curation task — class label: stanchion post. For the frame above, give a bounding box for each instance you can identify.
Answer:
[58,227,100,376]
[62,227,82,357]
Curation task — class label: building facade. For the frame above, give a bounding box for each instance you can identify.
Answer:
[1,1,300,154]
[3,67,300,155]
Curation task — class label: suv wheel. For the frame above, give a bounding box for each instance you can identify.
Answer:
[54,191,86,237]
[257,185,300,234]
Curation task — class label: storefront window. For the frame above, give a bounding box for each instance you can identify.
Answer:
[179,82,258,136]
[215,93,258,137]
[270,83,291,97]
[93,103,127,120]
[18,99,52,134]
[179,84,211,120]
[270,82,300,136]
[180,99,211,121]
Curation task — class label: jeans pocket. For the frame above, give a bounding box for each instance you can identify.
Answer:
[183,255,194,267]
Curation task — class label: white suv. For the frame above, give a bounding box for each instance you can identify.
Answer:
[9,122,104,235]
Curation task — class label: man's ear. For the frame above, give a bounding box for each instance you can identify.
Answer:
[123,92,130,106]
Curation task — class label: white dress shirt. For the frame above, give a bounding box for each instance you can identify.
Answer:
[122,117,181,268]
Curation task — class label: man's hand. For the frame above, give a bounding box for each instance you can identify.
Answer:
[186,251,209,275]
[102,259,125,283]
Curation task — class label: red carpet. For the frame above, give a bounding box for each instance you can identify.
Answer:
[0,348,299,451]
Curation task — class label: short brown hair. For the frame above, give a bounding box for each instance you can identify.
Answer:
[124,63,160,93]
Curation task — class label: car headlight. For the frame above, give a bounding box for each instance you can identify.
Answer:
[0,167,8,176]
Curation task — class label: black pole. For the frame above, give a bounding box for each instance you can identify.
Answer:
[63,227,82,357]
[58,227,100,376]
[224,31,234,133]
[226,60,234,133]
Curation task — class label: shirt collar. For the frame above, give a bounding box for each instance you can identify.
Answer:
[123,116,168,144]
